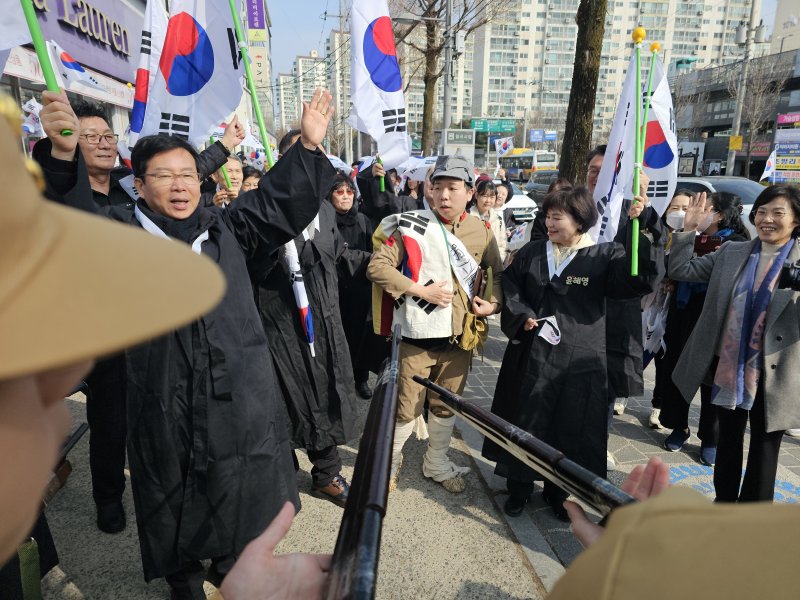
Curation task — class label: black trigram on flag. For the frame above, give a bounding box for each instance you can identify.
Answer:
[227,28,242,70]
[410,280,438,314]
[647,179,670,200]
[398,213,429,236]
[140,31,152,55]
[383,109,407,133]
[159,113,191,139]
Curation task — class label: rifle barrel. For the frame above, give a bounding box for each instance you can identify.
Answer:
[413,376,634,515]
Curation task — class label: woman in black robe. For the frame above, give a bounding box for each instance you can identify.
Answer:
[328,173,375,399]
[256,148,370,508]
[482,187,657,520]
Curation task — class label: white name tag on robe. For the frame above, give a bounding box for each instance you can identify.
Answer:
[537,315,561,345]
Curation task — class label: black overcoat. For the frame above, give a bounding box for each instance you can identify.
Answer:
[334,204,374,374]
[35,140,334,581]
[257,201,369,451]
[482,235,656,482]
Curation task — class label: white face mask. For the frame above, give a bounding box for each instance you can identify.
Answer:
[665,210,686,231]
[698,211,718,233]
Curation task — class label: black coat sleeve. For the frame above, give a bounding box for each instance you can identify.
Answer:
[500,243,539,339]
[32,138,100,215]
[606,225,659,300]
[196,141,230,180]
[223,141,336,264]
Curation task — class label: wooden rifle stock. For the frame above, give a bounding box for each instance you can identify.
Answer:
[324,325,402,600]
[413,376,635,516]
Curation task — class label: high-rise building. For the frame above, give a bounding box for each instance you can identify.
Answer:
[472,0,756,144]
[771,0,800,54]
[326,29,352,158]
[275,73,299,132]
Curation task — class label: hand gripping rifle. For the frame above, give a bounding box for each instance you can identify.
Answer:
[412,376,635,516]
[324,325,402,600]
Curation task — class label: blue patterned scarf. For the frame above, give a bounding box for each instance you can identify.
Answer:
[712,238,795,410]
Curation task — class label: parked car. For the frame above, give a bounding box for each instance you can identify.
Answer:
[524,169,559,205]
[676,176,765,236]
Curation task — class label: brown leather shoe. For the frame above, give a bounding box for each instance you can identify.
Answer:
[310,474,350,508]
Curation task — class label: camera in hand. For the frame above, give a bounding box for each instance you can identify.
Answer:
[779,261,800,291]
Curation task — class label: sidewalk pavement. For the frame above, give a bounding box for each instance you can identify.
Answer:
[41,320,800,598]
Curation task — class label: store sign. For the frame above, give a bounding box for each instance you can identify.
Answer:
[33,0,143,82]
[446,129,475,145]
[246,0,267,42]
[4,46,133,108]
[777,112,800,126]
[249,47,269,88]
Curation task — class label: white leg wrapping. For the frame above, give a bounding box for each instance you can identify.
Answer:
[391,420,415,476]
[422,414,470,487]
[412,413,429,440]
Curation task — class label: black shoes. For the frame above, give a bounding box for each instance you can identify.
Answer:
[356,381,373,399]
[503,494,530,517]
[96,500,126,534]
[311,474,350,508]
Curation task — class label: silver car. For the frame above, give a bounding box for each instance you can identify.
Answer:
[675,176,766,236]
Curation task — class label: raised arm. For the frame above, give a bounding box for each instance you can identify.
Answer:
[224,90,336,261]
[197,117,245,180]
[667,193,721,283]
[33,90,98,215]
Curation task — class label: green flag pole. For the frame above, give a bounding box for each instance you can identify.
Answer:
[630,27,647,277]
[20,0,72,136]
[377,155,386,192]
[227,0,275,168]
[210,135,233,189]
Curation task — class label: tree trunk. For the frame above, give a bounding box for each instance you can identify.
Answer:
[558,0,607,184]
[421,20,439,156]
[745,128,754,179]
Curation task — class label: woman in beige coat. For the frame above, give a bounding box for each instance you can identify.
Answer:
[669,184,800,502]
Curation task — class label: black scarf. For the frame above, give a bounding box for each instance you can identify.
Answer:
[334,203,359,228]
[136,201,211,244]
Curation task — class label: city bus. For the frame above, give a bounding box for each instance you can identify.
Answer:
[500,149,559,181]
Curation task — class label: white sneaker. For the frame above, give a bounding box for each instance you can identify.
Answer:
[613,398,628,415]
[649,408,662,429]
[786,429,800,438]
[607,450,617,471]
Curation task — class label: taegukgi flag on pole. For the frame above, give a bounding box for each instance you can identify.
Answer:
[128,0,169,147]
[495,136,514,159]
[47,41,106,92]
[137,0,245,148]
[349,0,411,169]
[760,149,777,182]
[590,55,638,244]
[640,54,678,217]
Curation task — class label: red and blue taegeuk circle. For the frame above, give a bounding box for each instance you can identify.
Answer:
[643,120,674,169]
[159,12,214,96]
[130,67,150,133]
[363,16,401,93]
[59,51,86,73]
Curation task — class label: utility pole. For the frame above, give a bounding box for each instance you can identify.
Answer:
[726,0,762,175]
[339,0,352,162]
[442,0,453,133]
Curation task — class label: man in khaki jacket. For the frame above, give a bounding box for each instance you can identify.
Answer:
[367,155,503,493]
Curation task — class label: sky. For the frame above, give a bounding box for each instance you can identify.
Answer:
[270,1,340,77]
[269,0,780,77]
